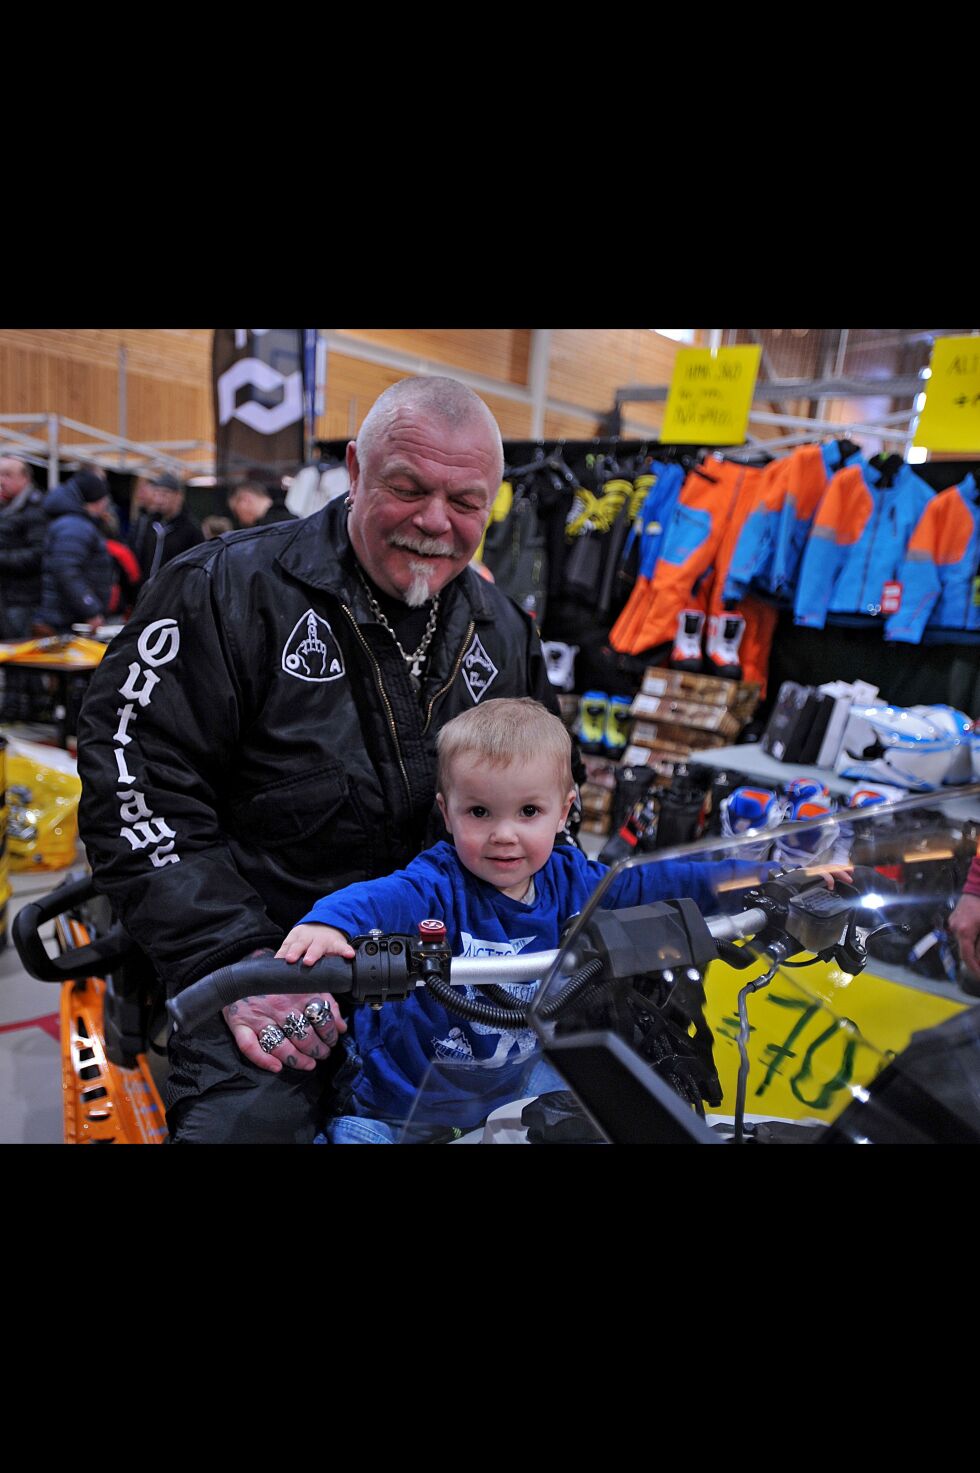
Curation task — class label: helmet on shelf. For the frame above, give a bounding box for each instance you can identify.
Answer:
[836,704,958,791]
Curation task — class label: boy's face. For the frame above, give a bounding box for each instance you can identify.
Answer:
[437,751,575,901]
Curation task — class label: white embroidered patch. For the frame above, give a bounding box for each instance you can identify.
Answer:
[282,610,345,682]
[461,633,499,704]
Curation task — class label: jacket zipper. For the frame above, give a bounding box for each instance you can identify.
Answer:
[423,620,474,734]
[340,603,412,804]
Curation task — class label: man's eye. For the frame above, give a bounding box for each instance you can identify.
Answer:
[452,498,483,514]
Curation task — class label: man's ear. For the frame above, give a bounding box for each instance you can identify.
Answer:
[557,788,576,832]
[345,440,359,490]
[436,791,452,833]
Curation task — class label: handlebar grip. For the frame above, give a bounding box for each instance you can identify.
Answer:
[167,954,354,1033]
[11,875,136,982]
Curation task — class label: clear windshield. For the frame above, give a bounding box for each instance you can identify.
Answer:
[400,785,980,1144]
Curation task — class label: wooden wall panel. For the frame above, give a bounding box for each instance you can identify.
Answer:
[5,327,909,467]
[340,329,531,386]
[318,351,532,442]
[543,408,605,440]
[549,329,681,431]
[0,330,213,455]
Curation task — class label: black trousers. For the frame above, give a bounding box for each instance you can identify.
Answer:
[164,1014,336,1144]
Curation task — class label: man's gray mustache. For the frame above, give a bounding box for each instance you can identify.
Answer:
[389,535,456,557]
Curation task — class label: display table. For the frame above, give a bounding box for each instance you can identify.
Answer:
[687,741,859,796]
[0,638,105,749]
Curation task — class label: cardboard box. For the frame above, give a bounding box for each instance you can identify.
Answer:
[816,680,880,770]
[630,720,728,751]
[622,746,677,776]
[580,785,613,816]
[581,755,618,789]
[629,692,742,739]
[641,665,759,711]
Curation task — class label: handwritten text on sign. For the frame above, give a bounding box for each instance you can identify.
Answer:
[660,344,762,446]
[914,335,980,452]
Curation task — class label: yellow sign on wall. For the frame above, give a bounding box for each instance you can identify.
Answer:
[660,344,762,445]
[914,335,980,452]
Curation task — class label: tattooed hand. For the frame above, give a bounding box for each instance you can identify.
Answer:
[222,992,347,1074]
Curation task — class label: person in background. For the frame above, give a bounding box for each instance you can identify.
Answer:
[34,470,115,635]
[228,479,298,529]
[128,472,203,583]
[950,857,980,981]
[0,454,48,719]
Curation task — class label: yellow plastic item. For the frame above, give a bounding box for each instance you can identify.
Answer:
[0,635,106,667]
[6,751,82,871]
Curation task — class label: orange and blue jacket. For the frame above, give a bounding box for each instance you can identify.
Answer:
[608,456,778,690]
[723,441,861,604]
[793,461,934,628]
[884,473,980,644]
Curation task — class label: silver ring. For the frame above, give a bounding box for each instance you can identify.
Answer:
[258,1023,286,1053]
[304,999,332,1029]
[281,1011,310,1040]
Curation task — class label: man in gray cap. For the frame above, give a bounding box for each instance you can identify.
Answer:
[128,472,203,584]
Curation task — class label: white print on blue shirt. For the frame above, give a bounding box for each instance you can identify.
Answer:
[459,932,535,958]
[432,939,540,1068]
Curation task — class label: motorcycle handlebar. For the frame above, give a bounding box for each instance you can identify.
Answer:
[12,875,133,983]
[164,907,770,1035]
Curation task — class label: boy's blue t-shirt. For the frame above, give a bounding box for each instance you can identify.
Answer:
[300,840,750,1128]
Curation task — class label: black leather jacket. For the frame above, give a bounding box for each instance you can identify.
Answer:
[76,499,558,993]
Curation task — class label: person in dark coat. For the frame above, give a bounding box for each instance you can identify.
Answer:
[227,479,298,529]
[0,454,49,718]
[127,472,204,583]
[35,471,115,634]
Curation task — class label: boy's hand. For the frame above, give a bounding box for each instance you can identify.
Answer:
[275,923,355,967]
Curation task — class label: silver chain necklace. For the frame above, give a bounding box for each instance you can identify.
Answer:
[356,568,441,679]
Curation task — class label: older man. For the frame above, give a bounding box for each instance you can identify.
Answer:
[76,377,563,1143]
[0,455,48,718]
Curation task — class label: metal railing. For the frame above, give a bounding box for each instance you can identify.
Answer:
[0,414,216,481]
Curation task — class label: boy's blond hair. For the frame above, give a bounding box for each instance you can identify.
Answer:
[436,698,573,795]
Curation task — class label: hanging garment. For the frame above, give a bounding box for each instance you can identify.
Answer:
[608,459,742,654]
[793,461,934,628]
[701,458,779,691]
[885,474,980,644]
[606,462,685,651]
[607,457,778,690]
[480,478,549,621]
[769,441,862,597]
[723,441,860,605]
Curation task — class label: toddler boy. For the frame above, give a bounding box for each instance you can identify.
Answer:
[278,697,761,1141]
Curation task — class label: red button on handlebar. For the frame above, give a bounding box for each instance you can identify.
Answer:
[419,919,447,941]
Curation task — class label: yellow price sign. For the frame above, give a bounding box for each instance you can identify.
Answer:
[914,335,980,452]
[660,344,762,445]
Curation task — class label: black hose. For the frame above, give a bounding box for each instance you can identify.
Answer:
[423,972,533,1028]
[539,958,605,1019]
[424,959,607,1028]
[482,984,528,1012]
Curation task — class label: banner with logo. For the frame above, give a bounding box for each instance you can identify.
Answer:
[212,329,307,482]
